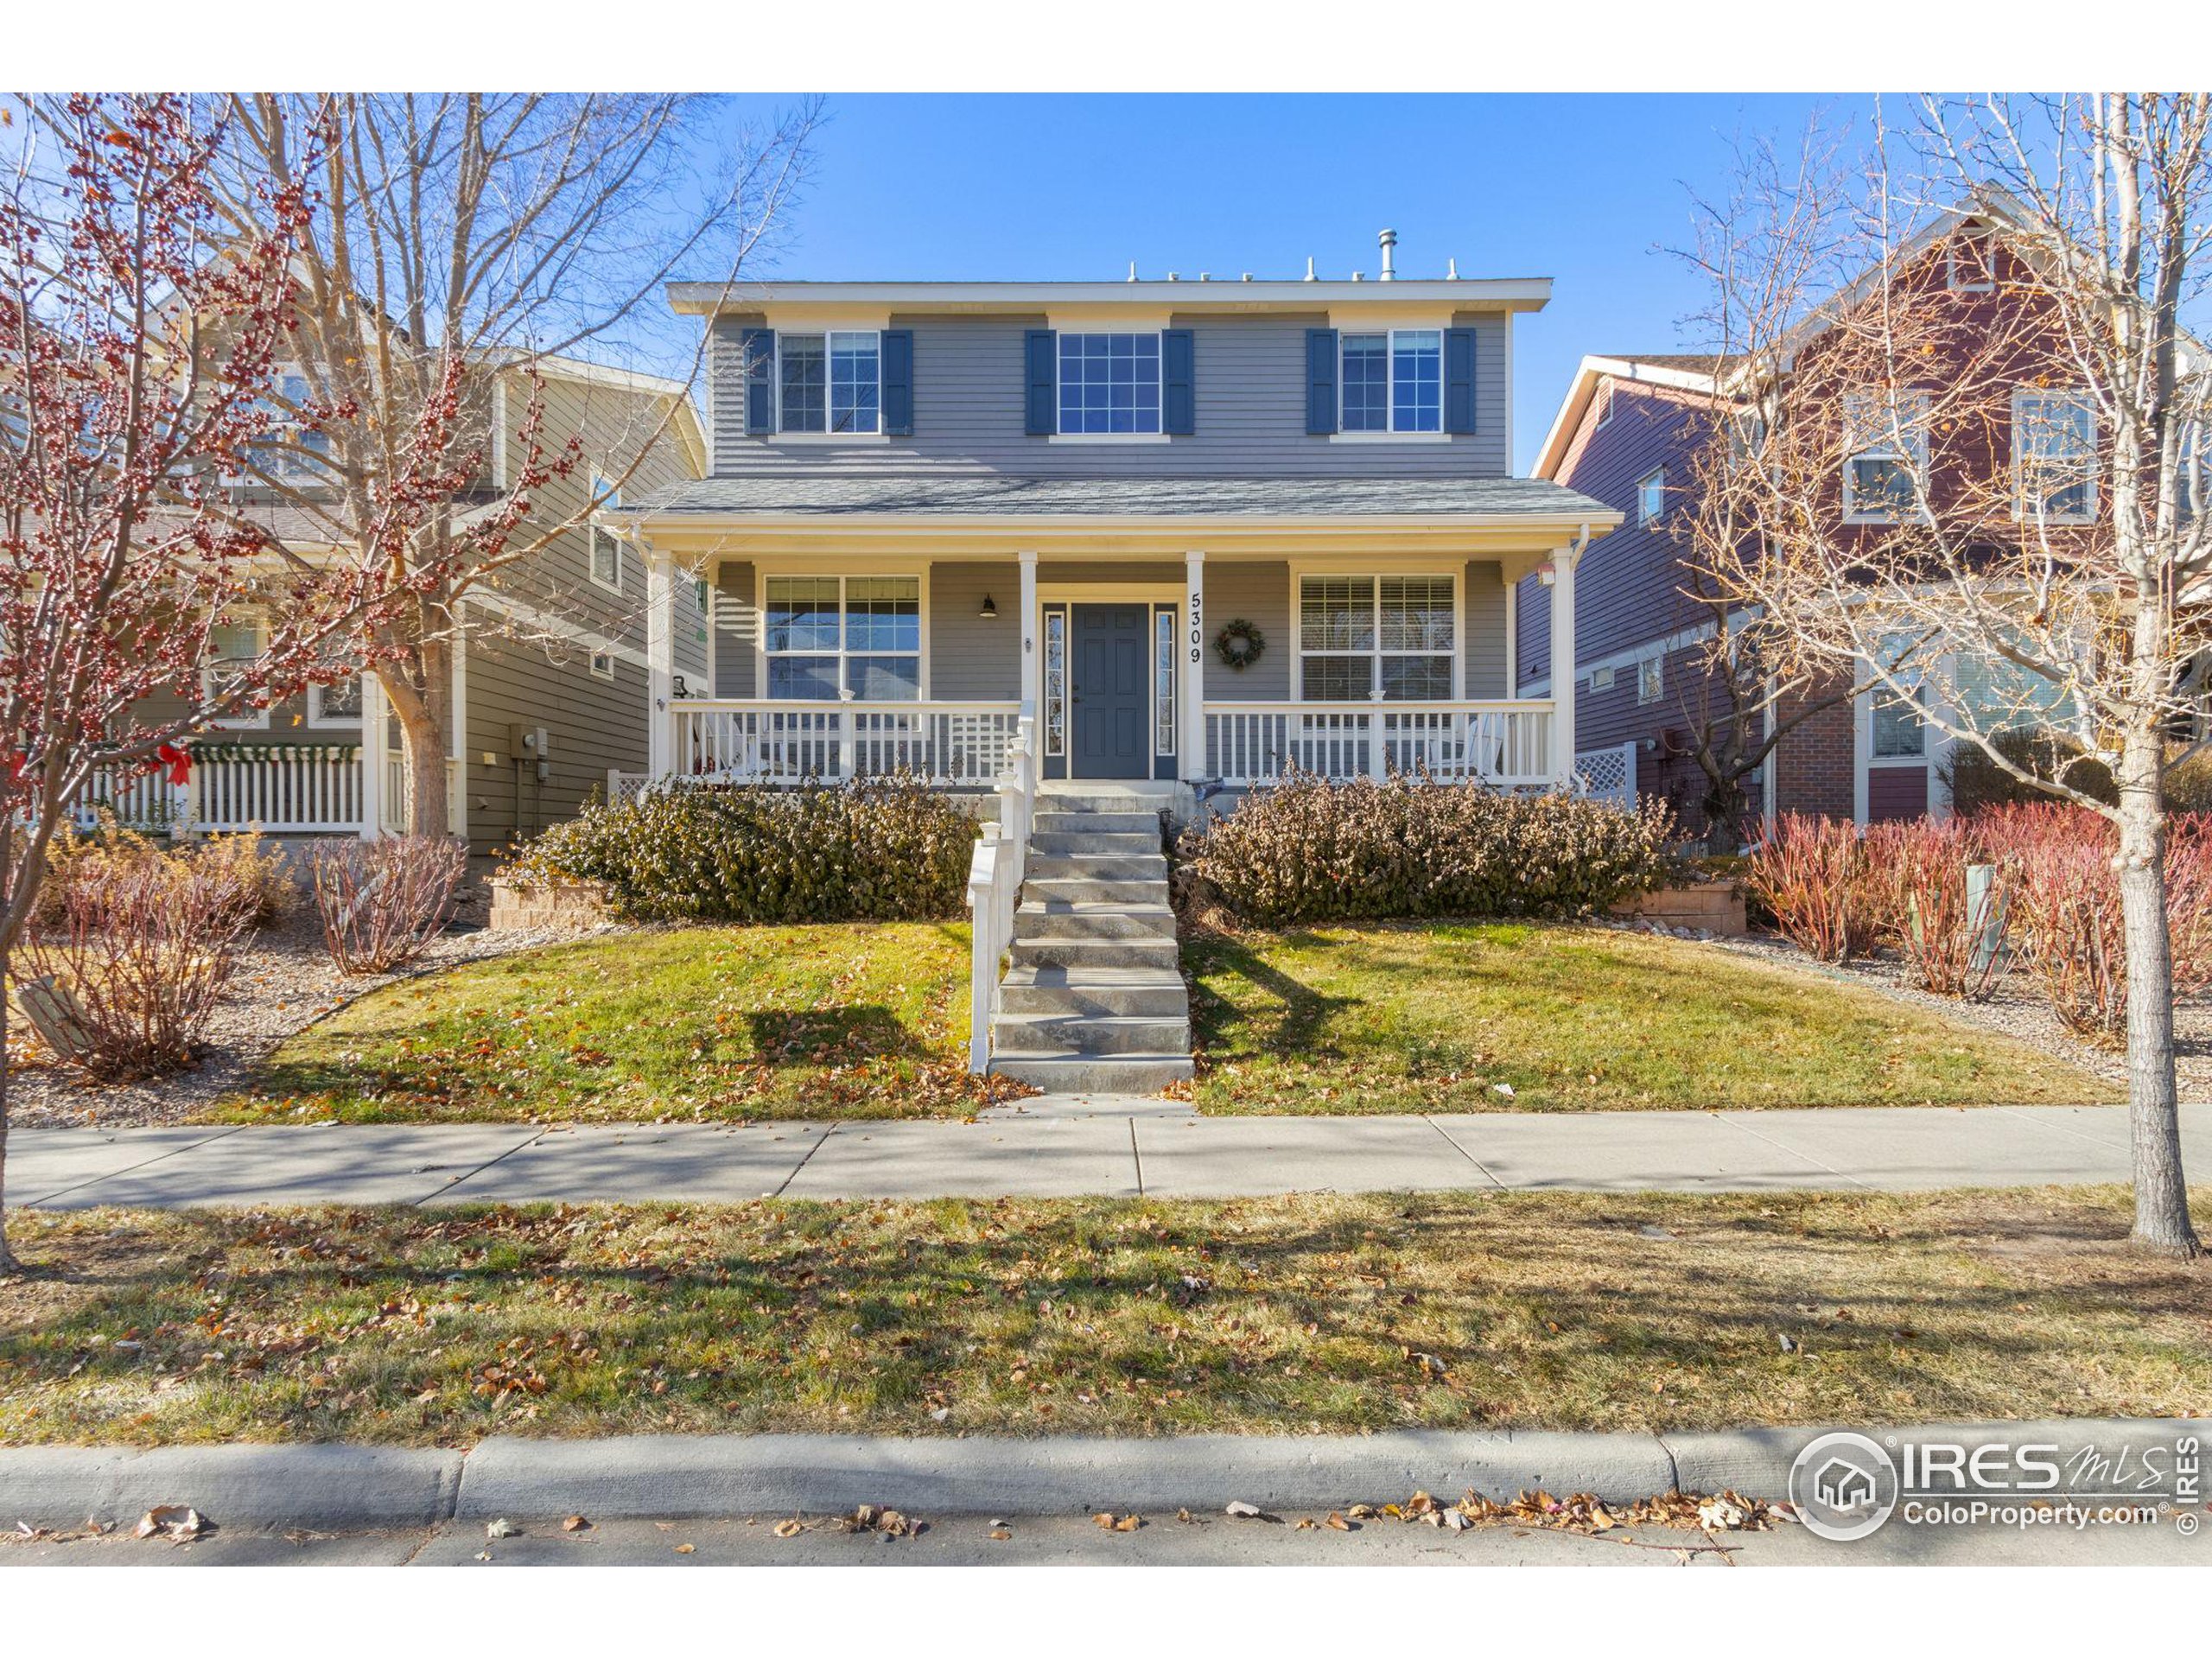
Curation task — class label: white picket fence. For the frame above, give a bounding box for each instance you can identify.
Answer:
[1573,741,1640,810]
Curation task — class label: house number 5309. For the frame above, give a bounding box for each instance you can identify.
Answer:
[1188,593,1203,664]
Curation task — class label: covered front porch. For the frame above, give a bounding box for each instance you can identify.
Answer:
[629,523,1599,806]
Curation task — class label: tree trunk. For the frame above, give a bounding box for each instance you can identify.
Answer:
[378,639,453,841]
[2116,715,2200,1258]
[0,967,17,1274]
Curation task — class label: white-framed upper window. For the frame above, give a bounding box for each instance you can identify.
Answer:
[1340,329,1443,434]
[306,675,363,727]
[1058,332,1161,435]
[1947,228,1996,294]
[588,470,623,594]
[588,647,615,683]
[764,574,921,702]
[204,615,270,729]
[779,330,882,435]
[1637,467,1667,527]
[1842,389,1930,521]
[1590,664,1616,692]
[241,364,331,484]
[2013,388,2098,524]
[1297,574,1456,701]
[1637,656,1664,706]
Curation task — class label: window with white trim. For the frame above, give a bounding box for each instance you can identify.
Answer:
[588,648,615,683]
[2012,389,2097,524]
[1058,333,1160,435]
[1947,228,1996,294]
[1870,633,1929,760]
[1637,467,1667,526]
[1842,389,1930,520]
[1298,575,1454,701]
[779,331,880,435]
[764,575,920,701]
[1637,656,1663,706]
[306,675,363,726]
[1154,607,1176,756]
[242,365,330,483]
[205,616,269,729]
[1339,329,1442,433]
[588,471,623,593]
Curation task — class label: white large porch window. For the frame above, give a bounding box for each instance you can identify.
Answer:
[1298,575,1455,701]
[764,575,920,701]
[2012,389,2098,524]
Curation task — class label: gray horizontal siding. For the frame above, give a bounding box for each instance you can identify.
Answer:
[927,562,1020,701]
[1198,561,1290,702]
[710,312,1510,479]
[711,560,758,698]
[1463,560,1508,698]
[463,620,649,857]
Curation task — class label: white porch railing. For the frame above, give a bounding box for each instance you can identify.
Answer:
[378,753,465,836]
[966,708,1038,1074]
[1573,741,1640,810]
[79,747,365,835]
[671,699,1024,785]
[1204,700,1557,789]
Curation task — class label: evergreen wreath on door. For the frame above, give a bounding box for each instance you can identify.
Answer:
[1212,618,1266,671]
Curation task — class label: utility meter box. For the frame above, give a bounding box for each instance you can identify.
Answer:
[507,724,551,760]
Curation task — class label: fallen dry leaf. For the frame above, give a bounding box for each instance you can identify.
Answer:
[134,1505,209,1541]
[562,1515,591,1533]
[773,1518,804,1539]
[673,1542,695,1554]
[1326,1512,1354,1532]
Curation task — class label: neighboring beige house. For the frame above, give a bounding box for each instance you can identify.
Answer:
[85,354,707,861]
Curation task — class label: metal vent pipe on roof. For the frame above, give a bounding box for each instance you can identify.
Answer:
[1378,227,1398,281]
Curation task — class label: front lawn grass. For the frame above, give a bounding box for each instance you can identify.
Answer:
[1185,922,2113,1112]
[1,1187,2202,1445]
[220,923,1006,1123]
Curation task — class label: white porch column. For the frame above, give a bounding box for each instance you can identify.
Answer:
[1017,550,1040,714]
[357,671,385,841]
[1548,543,1581,786]
[1183,550,1206,780]
[645,545,676,779]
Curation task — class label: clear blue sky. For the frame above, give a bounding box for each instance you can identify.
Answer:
[747,93,1847,471]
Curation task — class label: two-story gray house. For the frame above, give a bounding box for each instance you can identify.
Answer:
[619,257,1618,1088]
[625,267,1613,800]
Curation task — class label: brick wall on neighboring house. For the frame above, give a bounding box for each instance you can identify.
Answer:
[1773,675,1857,820]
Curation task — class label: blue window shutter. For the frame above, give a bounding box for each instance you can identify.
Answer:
[881,329,914,435]
[741,327,775,435]
[1162,328,1195,435]
[1306,328,1338,435]
[1025,329,1057,435]
[1445,327,1477,435]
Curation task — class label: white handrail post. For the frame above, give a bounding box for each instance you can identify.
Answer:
[358,673,385,841]
[965,833,1001,1074]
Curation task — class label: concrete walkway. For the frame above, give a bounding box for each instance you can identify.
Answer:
[10,1102,2203,1209]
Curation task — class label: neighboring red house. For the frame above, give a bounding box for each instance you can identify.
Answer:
[1519,209,2194,836]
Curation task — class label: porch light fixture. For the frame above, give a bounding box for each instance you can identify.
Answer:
[977,594,999,620]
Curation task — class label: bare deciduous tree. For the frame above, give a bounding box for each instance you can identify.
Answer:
[201,93,816,833]
[1688,95,2211,1256]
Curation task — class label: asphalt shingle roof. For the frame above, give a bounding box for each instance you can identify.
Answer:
[637,473,1612,519]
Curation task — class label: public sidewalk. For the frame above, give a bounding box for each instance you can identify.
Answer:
[10,1101,2203,1209]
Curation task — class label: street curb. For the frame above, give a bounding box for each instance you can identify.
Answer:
[454,1429,1676,1518]
[0,1444,462,1533]
[3,1421,2198,1529]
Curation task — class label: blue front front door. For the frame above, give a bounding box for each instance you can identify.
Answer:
[1071,603,1150,779]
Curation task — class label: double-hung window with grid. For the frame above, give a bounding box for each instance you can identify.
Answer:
[764,575,921,701]
[1298,575,1455,701]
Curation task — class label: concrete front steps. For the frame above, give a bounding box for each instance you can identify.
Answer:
[988,795,1195,1094]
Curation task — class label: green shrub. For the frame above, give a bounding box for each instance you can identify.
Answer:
[1177,772,1675,926]
[505,775,979,925]
[1941,729,2118,815]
